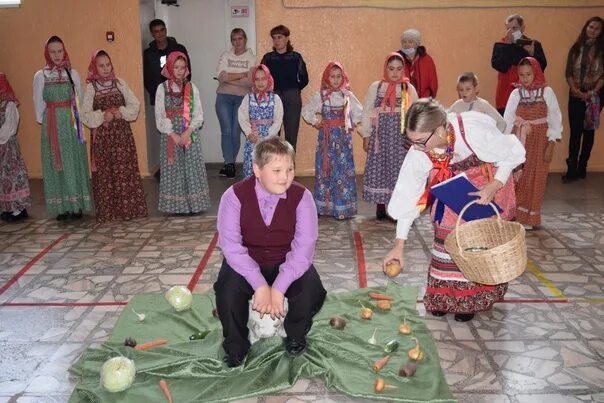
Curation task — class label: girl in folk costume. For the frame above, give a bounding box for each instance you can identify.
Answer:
[504,57,562,229]
[0,73,31,222]
[81,50,148,222]
[302,61,363,220]
[238,64,283,178]
[361,52,418,220]
[33,36,93,221]
[384,99,525,322]
[155,51,210,214]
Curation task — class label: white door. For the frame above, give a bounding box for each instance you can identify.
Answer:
[155,0,256,163]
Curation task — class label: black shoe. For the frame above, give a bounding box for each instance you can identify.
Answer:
[8,209,28,222]
[431,311,447,317]
[223,352,246,368]
[577,166,587,179]
[70,211,83,220]
[219,164,227,177]
[226,163,236,179]
[376,210,388,220]
[285,338,307,356]
[0,212,10,222]
[454,313,475,322]
[561,173,577,183]
[56,213,69,221]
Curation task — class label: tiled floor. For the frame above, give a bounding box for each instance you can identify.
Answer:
[0,167,603,402]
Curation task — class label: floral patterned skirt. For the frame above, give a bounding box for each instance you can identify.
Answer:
[0,136,31,212]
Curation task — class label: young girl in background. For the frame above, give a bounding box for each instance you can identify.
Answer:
[504,57,562,229]
[238,64,283,178]
[361,53,418,220]
[302,61,363,220]
[449,72,507,132]
[155,51,210,215]
[81,50,148,222]
[33,36,93,220]
[0,73,31,223]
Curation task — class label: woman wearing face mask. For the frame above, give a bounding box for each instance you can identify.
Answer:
[562,16,604,182]
[33,36,93,221]
[397,29,438,98]
[80,50,148,222]
[215,28,255,179]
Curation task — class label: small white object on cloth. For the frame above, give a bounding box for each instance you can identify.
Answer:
[247,298,288,344]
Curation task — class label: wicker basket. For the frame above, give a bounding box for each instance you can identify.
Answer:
[444,201,527,285]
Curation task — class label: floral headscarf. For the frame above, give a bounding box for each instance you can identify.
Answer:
[251,64,274,102]
[0,73,19,106]
[44,36,71,71]
[381,52,409,112]
[86,49,116,84]
[515,57,547,90]
[161,51,190,90]
[320,61,350,102]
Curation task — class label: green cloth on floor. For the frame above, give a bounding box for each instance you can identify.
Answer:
[69,283,456,402]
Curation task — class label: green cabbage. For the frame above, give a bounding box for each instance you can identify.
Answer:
[100,356,135,392]
[165,285,193,311]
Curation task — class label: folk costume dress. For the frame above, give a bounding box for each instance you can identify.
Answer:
[238,65,283,178]
[301,62,363,219]
[0,73,31,217]
[361,53,418,207]
[504,57,562,227]
[155,52,210,214]
[81,50,148,222]
[33,39,93,217]
[388,111,525,314]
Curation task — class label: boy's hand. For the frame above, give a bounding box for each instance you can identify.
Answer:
[252,285,272,319]
[269,289,285,320]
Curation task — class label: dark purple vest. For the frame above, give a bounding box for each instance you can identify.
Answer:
[233,176,305,267]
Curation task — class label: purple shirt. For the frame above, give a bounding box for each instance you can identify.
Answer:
[217,179,318,294]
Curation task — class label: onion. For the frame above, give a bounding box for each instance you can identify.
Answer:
[165,286,193,312]
[100,356,136,392]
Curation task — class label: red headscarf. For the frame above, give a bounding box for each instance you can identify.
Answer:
[381,52,409,112]
[515,57,547,90]
[0,73,19,106]
[320,61,350,101]
[251,64,274,102]
[86,49,116,84]
[44,36,71,71]
[161,51,190,90]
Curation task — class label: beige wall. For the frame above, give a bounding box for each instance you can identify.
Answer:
[0,0,148,178]
[256,1,604,175]
[1,1,603,178]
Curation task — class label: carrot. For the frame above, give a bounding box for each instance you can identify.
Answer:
[134,338,168,351]
[368,292,393,301]
[159,379,173,403]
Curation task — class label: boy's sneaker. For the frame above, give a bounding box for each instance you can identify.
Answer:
[226,163,236,179]
[219,164,227,177]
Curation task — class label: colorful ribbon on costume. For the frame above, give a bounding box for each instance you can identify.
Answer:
[320,118,345,176]
[400,82,410,135]
[181,82,196,148]
[416,158,454,214]
[46,100,72,171]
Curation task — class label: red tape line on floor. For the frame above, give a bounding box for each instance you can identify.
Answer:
[1,301,128,307]
[0,233,69,296]
[187,232,219,291]
[353,231,367,289]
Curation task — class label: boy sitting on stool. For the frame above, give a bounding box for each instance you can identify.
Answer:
[214,137,327,368]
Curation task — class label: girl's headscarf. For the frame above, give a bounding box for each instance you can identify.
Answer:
[516,57,547,90]
[86,49,116,84]
[320,61,350,101]
[381,52,409,112]
[44,36,71,71]
[161,51,190,90]
[251,64,274,101]
[0,73,19,106]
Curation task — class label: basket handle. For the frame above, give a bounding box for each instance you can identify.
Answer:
[455,200,501,257]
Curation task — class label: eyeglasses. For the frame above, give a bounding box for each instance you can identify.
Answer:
[408,128,437,148]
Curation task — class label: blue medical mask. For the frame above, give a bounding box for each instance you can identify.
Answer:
[512,30,523,42]
[401,48,416,56]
